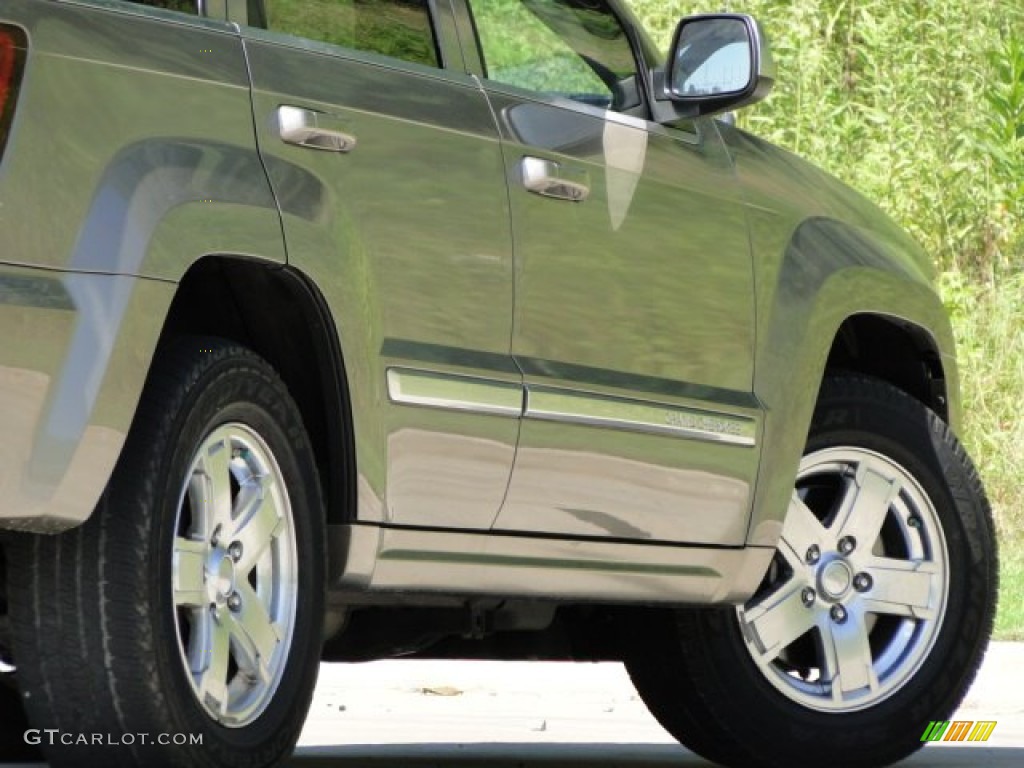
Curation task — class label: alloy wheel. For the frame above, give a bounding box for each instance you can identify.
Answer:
[737,447,949,712]
[171,422,298,727]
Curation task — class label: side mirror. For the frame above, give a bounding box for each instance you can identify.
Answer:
[658,14,774,120]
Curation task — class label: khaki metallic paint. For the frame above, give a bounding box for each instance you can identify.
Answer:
[0,0,964,607]
[478,86,761,544]
[240,29,520,530]
[329,522,775,604]
[719,125,958,547]
[0,0,285,529]
[0,0,278,280]
[0,264,174,529]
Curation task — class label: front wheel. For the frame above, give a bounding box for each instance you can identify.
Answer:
[7,338,325,768]
[626,376,998,768]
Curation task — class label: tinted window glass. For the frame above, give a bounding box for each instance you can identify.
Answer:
[469,0,638,111]
[126,0,197,10]
[266,0,439,67]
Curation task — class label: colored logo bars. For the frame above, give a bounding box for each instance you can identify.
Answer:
[921,721,997,743]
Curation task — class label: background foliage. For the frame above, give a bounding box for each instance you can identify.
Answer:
[628,0,1024,637]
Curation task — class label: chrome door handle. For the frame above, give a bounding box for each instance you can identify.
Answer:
[520,156,589,202]
[277,105,357,153]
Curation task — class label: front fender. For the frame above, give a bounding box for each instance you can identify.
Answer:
[746,215,956,547]
[721,123,958,549]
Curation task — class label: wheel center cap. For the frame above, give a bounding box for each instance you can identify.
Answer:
[819,560,853,600]
[214,554,236,600]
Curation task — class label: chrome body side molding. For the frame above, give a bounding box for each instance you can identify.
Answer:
[386,367,522,417]
[524,386,757,446]
[385,367,757,447]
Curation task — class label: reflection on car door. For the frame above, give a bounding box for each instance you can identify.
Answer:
[460,0,762,545]
[241,1,519,530]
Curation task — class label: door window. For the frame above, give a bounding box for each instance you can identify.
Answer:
[125,0,198,10]
[264,0,440,67]
[468,0,640,111]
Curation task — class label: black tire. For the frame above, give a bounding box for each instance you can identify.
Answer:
[0,676,41,762]
[6,337,326,768]
[625,375,998,768]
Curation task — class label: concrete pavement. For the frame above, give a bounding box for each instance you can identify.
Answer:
[290,642,1024,767]
[5,644,1019,766]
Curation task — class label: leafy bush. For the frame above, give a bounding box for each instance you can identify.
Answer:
[631,0,1024,278]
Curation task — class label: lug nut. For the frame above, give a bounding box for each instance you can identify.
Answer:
[853,573,873,592]
[908,516,921,529]
[228,541,243,562]
[227,592,242,612]
[830,604,848,624]
[805,545,821,565]
[801,587,816,607]
[838,536,857,555]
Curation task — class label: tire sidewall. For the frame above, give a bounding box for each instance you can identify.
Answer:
[144,350,324,765]
[687,379,994,762]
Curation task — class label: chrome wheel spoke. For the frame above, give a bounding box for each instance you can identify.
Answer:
[819,612,878,698]
[173,537,207,607]
[742,581,817,662]
[229,582,281,685]
[187,473,213,538]
[195,610,232,719]
[228,478,282,573]
[199,430,236,531]
[778,493,828,568]
[861,556,940,619]
[834,463,900,549]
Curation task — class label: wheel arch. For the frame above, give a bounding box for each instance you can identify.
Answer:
[825,313,950,422]
[156,255,356,527]
[747,215,960,550]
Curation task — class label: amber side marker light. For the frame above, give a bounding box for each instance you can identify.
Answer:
[0,25,27,156]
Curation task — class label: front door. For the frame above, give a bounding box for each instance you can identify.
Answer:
[460,0,762,545]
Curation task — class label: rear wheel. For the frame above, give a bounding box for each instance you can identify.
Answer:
[7,337,325,767]
[626,376,997,768]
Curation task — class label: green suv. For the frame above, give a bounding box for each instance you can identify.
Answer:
[0,1,998,767]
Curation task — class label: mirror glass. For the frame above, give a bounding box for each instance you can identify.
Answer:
[670,18,752,98]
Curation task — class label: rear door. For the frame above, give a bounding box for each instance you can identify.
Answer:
[240,0,519,530]
[456,0,763,545]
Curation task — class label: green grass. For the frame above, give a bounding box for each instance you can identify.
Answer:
[627,1,1024,638]
[996,549,1024,640]
[942,274,1024,639]
[629,0,1024,275]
